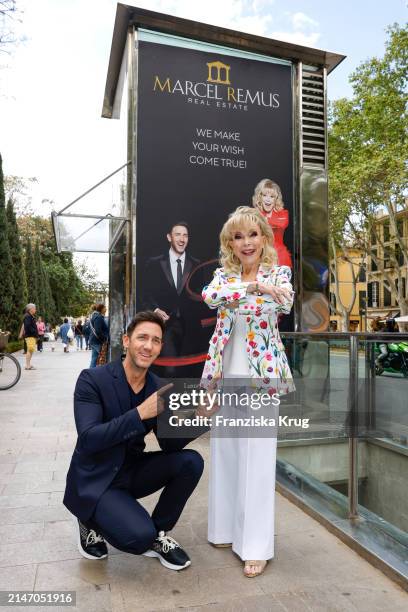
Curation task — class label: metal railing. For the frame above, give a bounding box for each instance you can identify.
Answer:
[281,331,408,520]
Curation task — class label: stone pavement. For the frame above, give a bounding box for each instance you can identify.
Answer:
[0,343,407,612]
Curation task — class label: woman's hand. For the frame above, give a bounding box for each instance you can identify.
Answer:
[225,300,240,310]
[247,282,293,305]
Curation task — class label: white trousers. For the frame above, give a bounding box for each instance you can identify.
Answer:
[208,428,278,560]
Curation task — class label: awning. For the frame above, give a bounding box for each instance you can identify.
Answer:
[51,162,130,254]
[51,212,127,253]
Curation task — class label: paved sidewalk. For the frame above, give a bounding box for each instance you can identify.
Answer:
[0,344,407,611]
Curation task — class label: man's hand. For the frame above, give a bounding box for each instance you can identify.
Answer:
[137,383,174,420]
[154,308,170,322]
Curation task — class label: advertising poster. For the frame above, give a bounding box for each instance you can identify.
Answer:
[136,38,294,377]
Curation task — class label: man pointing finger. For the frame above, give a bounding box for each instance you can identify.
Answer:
[64,311,204,571]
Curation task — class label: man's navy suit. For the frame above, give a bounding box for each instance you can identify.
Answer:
[63,359,203,555]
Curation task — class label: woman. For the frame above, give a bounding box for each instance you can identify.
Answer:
[89,303,109,368]
[36,316,46,352]
[252,178,292,268]
[201,206,295,577]
[23,303,38,370]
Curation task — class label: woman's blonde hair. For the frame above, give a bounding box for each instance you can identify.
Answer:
[219,206,277,274]
[252,178,284,212]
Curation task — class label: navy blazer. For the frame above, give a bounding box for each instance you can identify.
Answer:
[63,359,194,522]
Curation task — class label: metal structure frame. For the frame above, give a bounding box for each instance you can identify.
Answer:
[102,5,345,332]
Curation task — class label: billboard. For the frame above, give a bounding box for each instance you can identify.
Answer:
[136,36,294,377]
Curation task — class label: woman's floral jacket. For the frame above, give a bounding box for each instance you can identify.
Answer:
[200,264,295,395]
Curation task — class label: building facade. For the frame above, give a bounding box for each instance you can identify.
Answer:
[329,248,367,331]
[367,210,408,324]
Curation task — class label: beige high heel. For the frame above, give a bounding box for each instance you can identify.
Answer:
[244,560,267,577]
[210,542,232,548]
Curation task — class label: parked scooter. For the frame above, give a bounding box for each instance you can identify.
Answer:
[375,341,408,376]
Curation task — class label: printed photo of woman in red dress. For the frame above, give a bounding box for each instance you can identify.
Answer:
[252,178,292,269]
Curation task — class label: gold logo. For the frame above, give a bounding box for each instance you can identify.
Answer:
[206,60,231,85]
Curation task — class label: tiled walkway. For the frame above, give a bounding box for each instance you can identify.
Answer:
[0,344,407,611]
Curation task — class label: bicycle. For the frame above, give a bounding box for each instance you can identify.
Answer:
[0,332,22,390]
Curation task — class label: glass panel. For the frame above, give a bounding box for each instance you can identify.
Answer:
[277,332,408,546]
[358,336,408,536]
[53,214,111,252]
[278,336,351,512]
[109,228,127,360]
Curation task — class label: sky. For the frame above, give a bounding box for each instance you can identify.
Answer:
[1,0,406,281]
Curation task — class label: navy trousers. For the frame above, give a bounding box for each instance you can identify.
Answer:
[89,449,204,555]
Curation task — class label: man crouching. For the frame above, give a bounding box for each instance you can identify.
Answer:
[63,310,204,571]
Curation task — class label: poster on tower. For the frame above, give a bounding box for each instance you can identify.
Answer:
[136,35,294,378]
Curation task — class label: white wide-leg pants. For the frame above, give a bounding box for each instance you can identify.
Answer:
[208,428,278,561]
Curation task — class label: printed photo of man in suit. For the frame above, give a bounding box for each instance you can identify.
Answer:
[142,221,205,377]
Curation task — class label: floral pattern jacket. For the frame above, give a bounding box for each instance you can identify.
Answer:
[200,264,295,395]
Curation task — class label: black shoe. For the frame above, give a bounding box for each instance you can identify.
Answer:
[143,531,191,570]
[77,520,108,560]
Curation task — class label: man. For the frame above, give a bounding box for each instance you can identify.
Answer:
[63,310,204,571]
[59,318,72,353]
[142,222,205,377]
[23,303,38,370]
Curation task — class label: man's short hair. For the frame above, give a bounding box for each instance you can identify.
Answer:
[63,318,68,323]
[95,303,105,313]
[168,221,189,234]
[26,303,36,311]
[126,311,165,338]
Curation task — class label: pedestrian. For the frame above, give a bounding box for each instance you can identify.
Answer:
[36,316,46,352]
[89,303,109,367]
[23,303,39,370]
[83,317,91,350]
[74,319,84,350]
[60,318,73,353]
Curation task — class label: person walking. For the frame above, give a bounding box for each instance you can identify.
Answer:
[60,318,73,353]
[74,320,84,350]
[83,318,91,350]
[36,316,46,352]
[23,303,39,370]
[89,304,109,367]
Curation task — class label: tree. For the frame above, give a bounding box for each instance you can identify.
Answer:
[329,23,408,325]
[6,198,26,337]
[4,174,37,215]
[34,241,46,315]
[0,153,14,332]
[24,237,38,308]
[17,214,97,320]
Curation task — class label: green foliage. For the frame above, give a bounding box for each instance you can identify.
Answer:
[4,340,23,353]
[6,199,27,337]
[329,23,408,315]
[24,237,38,309]
[0,154,14,332]
[18,215,99,319]
[329,23,408,239]
[0,154,99,334]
